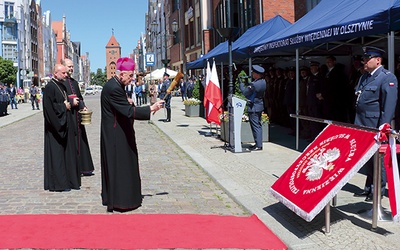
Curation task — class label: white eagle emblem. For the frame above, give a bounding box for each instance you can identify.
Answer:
[302,148,340,181]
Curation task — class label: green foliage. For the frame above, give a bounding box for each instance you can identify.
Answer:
[234,70,248,100]
[235,70,249,113]
[90,68,107,86]
[0,57,17,85]
[192,80,200,100]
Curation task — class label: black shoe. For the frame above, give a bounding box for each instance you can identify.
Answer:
[81,171,94,176]
[353,191,370,197]
[365,195,373,202]
[249,145,263,151]
[164,119,171,122]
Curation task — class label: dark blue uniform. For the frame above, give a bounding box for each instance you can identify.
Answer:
[354,66,398,197]
[240,76,266,149]
[354,67,398,127]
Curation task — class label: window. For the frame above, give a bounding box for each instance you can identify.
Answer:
[306,0,321,11]
[173,30,180,45]
[196,16,201,44]
[5,2,14,19]
[3,24,17,41]
[2,44,18,62]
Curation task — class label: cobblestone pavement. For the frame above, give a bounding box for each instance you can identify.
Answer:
[0,95,248,216]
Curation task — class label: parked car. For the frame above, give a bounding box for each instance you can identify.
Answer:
[85,87,94,95]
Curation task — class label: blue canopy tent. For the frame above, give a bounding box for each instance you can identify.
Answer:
[249,0,395,57]
[241,0,399,150]
[186,41,228,70]
[186,15,291,70]
[390,0,400,31]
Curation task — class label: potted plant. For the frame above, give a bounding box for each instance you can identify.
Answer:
[184,98,201,117]
[219,93,270,143]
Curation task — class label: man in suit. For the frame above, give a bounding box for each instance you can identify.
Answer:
[307,61,324,140]
[7,83,18,109]
[239,65,267,151]
[322,55,348,122]
[353,46,398,201]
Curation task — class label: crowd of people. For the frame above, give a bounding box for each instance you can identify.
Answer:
[125,75,197,107]
[0,82,42,117]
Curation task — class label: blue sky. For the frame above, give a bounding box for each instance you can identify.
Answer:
[40,0,148,72]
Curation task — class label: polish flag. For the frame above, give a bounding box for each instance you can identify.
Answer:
[205,62,222,125]
[203,61,212,110]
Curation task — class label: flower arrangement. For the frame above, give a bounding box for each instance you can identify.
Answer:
[261,113,269,124]
[220,111,269,124]
[220,111,229,122]
[183,98,201,106]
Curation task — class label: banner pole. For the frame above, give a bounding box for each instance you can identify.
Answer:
[290,114,381,133]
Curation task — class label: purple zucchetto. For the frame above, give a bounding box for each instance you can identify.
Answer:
[116,57,135,71]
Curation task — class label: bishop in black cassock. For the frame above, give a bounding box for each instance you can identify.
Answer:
[100,57,163,212]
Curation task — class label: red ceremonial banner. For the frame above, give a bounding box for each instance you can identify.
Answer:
[271,124,380,222]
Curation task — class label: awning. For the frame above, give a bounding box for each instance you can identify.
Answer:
[250,0,395,56]
[390,0,400,31]
[144,68,179,81]
[186,15,291,70]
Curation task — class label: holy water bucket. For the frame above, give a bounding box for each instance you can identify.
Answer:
[79,110,93,125]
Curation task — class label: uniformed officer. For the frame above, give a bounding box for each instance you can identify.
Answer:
[160,72,171,122]
[239,65,267,151]
[307,61,324,140]
[353,46,398,201]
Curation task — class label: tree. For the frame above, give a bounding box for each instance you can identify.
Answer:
[0,57,17,86]
[90,68,107,86]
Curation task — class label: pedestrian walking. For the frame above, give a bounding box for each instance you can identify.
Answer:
[29,83,39,110]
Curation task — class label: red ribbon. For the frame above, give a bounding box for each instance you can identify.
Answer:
[378,123,392,170]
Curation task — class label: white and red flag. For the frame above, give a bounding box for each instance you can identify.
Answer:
[270,124,379,222]
[203,61,212,110]
[378,124,400,222]
[204,61,222,125]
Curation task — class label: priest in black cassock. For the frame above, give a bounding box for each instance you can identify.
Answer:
[100,57,164,212]
[43,64,80,191]
[63,58,95,176]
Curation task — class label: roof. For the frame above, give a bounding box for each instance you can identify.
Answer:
[106,34,120,48]
[52,21,63,43]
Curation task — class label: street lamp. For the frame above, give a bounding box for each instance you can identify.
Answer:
[216,27,240,150]
[172,19,178,33]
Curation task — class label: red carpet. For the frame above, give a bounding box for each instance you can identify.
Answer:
[0,214,286,249]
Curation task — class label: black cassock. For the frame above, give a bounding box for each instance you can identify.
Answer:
[64,77,95,174]
[100,76,150,212]
[43,79,80,191]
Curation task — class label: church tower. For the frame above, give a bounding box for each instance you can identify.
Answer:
[105,30,121,80]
